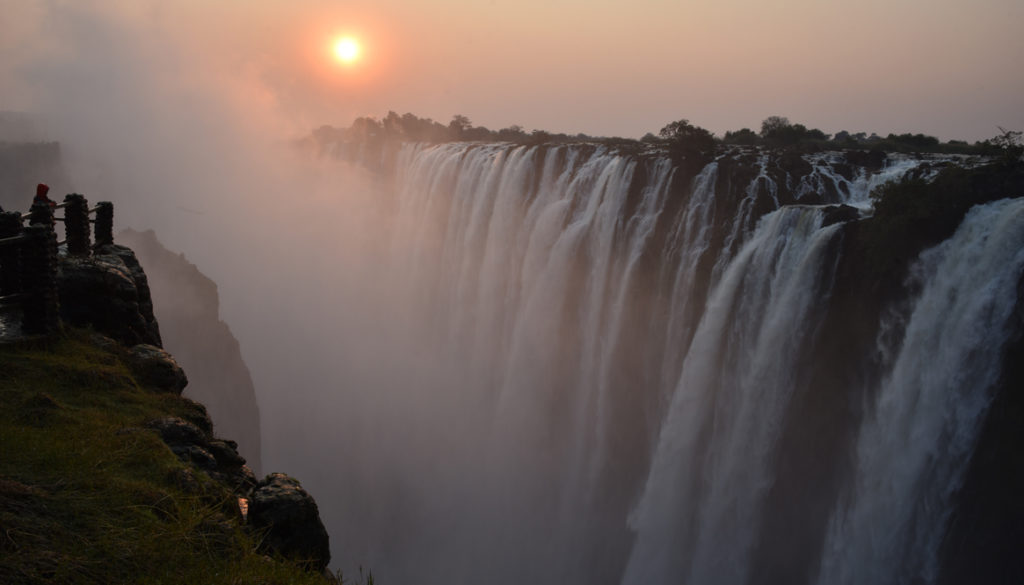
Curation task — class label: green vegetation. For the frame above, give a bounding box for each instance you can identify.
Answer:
[308,111,608,149]
[658,119,716,170]
[0,329,327,585]
[857,156,1024,286]
[304,110,1023,169]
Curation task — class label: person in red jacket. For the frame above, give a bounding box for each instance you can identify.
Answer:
[34,183,55,208]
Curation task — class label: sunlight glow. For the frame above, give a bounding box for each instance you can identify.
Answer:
[333,37,360,64]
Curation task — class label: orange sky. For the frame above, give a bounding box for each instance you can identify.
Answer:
[2,0,1023,141]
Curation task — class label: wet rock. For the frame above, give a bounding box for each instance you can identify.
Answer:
[845,149,888,170]
[248,473,331,572]
[129,344,188,393]
[821,204,861,227]
[779,151,813,177]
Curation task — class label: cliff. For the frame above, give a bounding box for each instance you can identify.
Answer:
[0,243,331,583]
[309,135,1023,584]
[116,228,262,476]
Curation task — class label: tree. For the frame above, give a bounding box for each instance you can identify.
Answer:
[529,129,551,144]
[658,119,717,168]
[760,116,829,147]
[382,111,404,139]
[497,125,526,142]
[448,114,472,140]
[659,119,716,152]
[723,128,760,145]
[979,127,1024,162]
[760,116,791,137]
[886,133,940,151]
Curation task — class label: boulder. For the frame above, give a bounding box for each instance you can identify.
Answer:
[207,439,247,468]
[100,244,158,331]
[147,416,207,448]
[57,246,161,347]
[248,473,331,572]
[146,415,254,490]
[844,149,888,171]
[129,344,188,394]
[821,204,861,227]
[175,397,215,435]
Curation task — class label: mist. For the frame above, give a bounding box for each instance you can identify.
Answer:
[4,2,1023,584]
[2,1,408,573]
[1,3,545,581]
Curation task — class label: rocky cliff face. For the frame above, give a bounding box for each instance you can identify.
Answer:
[116,228,263,476]
[45,239,330,575]
[3,125,262,477]
[58,243,163,347]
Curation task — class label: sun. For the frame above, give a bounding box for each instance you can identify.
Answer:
[333,37,361,64]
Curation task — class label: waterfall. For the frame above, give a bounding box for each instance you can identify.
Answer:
[314,140,1018,585]
[623,206,843,585]
[816,197,1024,585]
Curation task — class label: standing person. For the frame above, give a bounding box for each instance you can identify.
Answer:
[34,183,55,208]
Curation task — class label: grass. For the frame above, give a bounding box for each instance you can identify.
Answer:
[0,329,329,584]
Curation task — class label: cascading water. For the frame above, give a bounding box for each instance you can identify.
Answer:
[816,197,1024,585]
[313,139,1020,585]
[622,206,842,585]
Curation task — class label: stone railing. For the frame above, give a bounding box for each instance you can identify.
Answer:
[0,193,114,336]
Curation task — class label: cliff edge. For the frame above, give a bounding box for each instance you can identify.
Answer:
[0,242,331,583]
[116,228,262,476]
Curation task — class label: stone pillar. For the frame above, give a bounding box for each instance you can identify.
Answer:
[21,223,60,335]
[95,201,114,247]
[0,211,23,296]
[64,193,91,257]
[28,199,54,227]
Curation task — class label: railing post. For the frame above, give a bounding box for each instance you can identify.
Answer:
[95,201,114,247]
[21,223,60,335]
[29,199,54,227]
[0,211,23,296]
[64,193,91,256]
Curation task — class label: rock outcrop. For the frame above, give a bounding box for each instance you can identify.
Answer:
[128,344,188,394]
[130,348,330,574]
[248,473,332,573]
[138,398,332,575]
[52,237,329,574]
[146,412,257,493]
[57,244,162,347]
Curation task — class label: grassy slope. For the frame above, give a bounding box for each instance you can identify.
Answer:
[0,329,326,585]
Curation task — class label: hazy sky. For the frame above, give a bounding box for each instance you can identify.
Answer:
[1,4,1020,578]
[3,0,1022,142]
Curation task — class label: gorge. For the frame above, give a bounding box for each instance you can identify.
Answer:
[4,129,1021,584]
[3,3,1020,583]
[280,136,1024,585]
